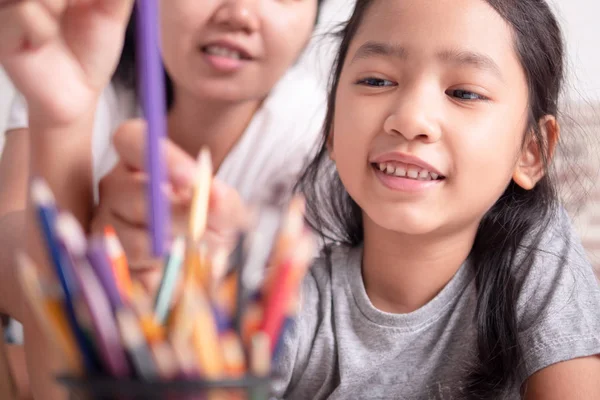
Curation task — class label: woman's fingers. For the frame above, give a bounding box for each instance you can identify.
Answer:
[113,119,197,190]
[0,1,58,56]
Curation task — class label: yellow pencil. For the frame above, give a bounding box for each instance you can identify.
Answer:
[250,332,271,377]
[189,146,212,243]
[15,252,83,374]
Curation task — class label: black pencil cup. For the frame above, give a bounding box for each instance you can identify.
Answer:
[57,375,272,400]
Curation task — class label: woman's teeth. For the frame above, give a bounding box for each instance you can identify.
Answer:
[204,45,243,60]
[377,162,440,181]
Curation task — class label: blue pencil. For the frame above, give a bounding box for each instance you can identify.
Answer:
[31,179,98,372]
[136,0,170,257]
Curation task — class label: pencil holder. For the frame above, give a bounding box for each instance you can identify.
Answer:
[57,375,272,400]
[25,179,311,400]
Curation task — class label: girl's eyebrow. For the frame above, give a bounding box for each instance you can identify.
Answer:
[350,40,504,82]
[438,48,504,82]
[350,41,407,64]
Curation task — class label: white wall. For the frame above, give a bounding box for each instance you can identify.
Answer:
[550,0,600,103]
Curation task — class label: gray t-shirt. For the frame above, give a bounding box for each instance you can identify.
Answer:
[273,208,600,399]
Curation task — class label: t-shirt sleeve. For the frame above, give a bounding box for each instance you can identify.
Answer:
[270,265,324,399]
[517,206,600,381]
[5,92,29,132]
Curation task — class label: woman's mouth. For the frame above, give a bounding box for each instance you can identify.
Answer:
[201,44,253,61]
[200,44,253,73]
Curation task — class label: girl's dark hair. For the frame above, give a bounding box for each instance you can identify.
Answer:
[113,1,326,109]
[296,0,565,398]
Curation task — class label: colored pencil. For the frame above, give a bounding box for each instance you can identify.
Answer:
[115,307,158,381]
[250,332,271,377]
[87,236,124,309]
[154,236,185,324]
[104,226,134,303]
[190,285,225,379]
[136,0,169,257]
[65,228,131,378]
[189,147,213,242]
[30,179,76,306]
[15,252,83,374]
[32,181,99,371]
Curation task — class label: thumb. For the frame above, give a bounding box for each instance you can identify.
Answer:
[113,119,197,188]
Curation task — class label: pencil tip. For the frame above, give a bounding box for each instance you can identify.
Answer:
[30,178,55,206]
[55,213,87,255]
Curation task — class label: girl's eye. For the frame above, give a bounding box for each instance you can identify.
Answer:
[356,78,396,87]
[446,89,489,101]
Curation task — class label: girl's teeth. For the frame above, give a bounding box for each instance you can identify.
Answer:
[394,166,407,177]
[407,168,420,179]
[376,162,441,181]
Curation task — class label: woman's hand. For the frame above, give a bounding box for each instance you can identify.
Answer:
[0,0,134,125]
[91,119,248,292]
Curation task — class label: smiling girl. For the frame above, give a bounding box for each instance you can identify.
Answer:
[276,0,600,398]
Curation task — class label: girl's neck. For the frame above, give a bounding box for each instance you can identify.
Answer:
[361,215,479,314]
[167,87,262,169]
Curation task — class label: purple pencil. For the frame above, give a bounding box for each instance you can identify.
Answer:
[136,0,169,256]
[86,236,124,309]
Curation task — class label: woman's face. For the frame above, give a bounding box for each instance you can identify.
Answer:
[160,0,318,103]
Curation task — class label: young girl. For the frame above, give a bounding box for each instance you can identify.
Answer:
[274,0,600,398]
[0,1,325,398]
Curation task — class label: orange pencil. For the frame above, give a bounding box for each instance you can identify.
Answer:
[261,233,314,354]
[261,197,306,297]
[219,330,246,377]
[189,283,225,379]
[168,279,199,344]
[131,283,166,344]
[241,301,263,346]
[16,252,83,374]
[104,226,133,302]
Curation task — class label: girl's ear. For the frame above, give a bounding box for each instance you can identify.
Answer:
[513,115,560,190]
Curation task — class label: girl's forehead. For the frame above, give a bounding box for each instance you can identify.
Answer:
[356,0,515,57]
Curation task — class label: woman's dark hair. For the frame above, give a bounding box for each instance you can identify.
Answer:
[113,1,326,109]
[296,0,565,398]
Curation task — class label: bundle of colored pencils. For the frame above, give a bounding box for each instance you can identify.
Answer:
[18,150,314,396]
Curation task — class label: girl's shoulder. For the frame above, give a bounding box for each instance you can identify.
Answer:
[514,205,600,380]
